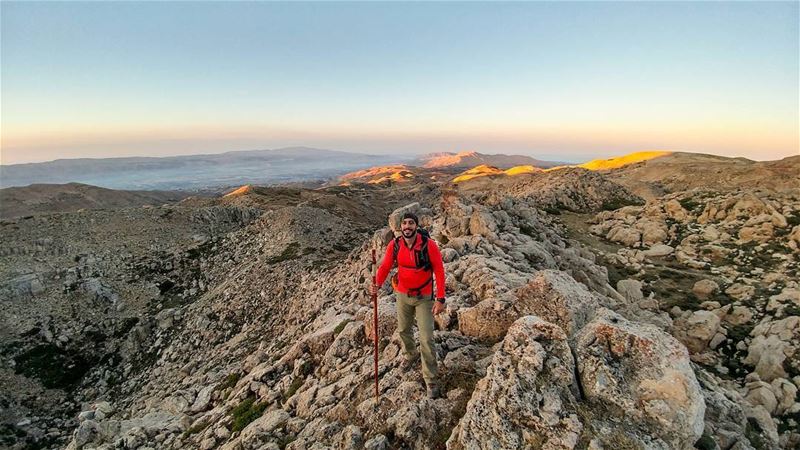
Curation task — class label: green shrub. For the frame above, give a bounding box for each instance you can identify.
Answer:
[230,397,268,432]
[695,433,715,450]
[268,243,301,264]
[216,372,241,391]
[745,418,768,450]
[678,198,701,211]
[13,344,93,389]
[786,213,800,227]
[282,378,304,402]
[182,420,209,437]
[333,320,351,335]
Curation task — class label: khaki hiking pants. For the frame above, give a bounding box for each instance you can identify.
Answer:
[395,291,439,386]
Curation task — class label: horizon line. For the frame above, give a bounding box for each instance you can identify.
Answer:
[1,145,795,167]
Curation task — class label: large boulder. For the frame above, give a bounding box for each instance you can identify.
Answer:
[447,316,582,449]
[606,226,641,247]
[692,279,719,300]
[574,309,706,448]
[457,293,520,342]
[636,219,668,246]
[672,310,722,354]
[617,279,644,303]
[458,270,598,341]
[744,316,799,381]
[744,335,790,382]
[468,207,499,239]
[664,199,691,222]
[642,244,674,257]
[512,270,599,338]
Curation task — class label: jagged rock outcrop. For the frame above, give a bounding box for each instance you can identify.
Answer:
[458,269,600,341]
[448,316,582,449]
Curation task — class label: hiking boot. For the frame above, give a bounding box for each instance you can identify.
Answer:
[401,353,420,370]
[426,384,441,399]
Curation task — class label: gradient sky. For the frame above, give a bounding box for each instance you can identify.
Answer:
[1,1,798,165]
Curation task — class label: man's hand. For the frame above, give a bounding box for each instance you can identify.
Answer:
[370,283,378,298]
[432,299,446,315]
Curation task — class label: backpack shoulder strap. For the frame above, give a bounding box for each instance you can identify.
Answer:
[419,234,433,271]
[392,236,401,266]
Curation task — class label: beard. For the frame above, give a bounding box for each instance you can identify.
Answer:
[402,228,416,238]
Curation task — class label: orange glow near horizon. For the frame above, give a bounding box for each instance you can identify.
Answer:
[1,119,797,165]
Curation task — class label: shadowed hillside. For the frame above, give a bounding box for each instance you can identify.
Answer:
[0,183,195,219]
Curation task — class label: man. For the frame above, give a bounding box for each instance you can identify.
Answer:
[372,212,446,399]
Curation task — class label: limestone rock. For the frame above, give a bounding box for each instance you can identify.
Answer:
[642,244,674,257]
[190,385,215,412]
[771,378,798,416]
[673,310,722,354]
[457,294,520,341]
[512,270,600,338]
[744,335,790,382]
[664,200,691,222]
[448,316,582,449]
[726,283,755,302]
[574,308,705,448]
[606,226,641,247]
[617,279,644,303]
[239,409,290,447]
[695,369,757,450]
[636,220,668,246]
[745,381,778,414]
[722,305,753,326]
[692,279,719,300]
[458,270,598,340]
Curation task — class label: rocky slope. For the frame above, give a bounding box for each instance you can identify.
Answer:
[558,153,800,449]
[1,159,796,449]
[592,152,800,201]
[0,183,195,219]
[330,166,451,187]
[582,188,800,445]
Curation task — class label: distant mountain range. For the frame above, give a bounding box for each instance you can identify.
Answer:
[0,148,567,191]
[0,147,403,191]
[413,151,564,169]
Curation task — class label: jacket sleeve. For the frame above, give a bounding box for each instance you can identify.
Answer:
[375,242,395,287]
[428,240,446,299]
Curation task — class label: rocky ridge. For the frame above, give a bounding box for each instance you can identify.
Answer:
[1,159,795,449]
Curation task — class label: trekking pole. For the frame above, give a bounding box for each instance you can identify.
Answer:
[371,248,380,402]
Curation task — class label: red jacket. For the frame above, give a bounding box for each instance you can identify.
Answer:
[376,233,446,299]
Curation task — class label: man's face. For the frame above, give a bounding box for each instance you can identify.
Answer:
[401,218,417,238]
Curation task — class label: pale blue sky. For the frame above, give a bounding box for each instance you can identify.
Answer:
[1,1,798,164]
